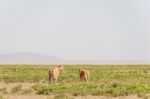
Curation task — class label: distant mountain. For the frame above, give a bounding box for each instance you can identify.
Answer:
[0,52,149,64]
[0,52,62,64]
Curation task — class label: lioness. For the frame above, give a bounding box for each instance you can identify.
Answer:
[48,65,64,84]
[79,69,90,81]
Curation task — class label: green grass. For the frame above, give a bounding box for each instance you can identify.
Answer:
[1,65,150,96]
[53,94,74,99]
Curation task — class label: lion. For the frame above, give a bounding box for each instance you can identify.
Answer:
[48,65,64,84]
[79,69,90,81]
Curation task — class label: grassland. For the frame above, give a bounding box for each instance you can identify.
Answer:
[0,65,150,99]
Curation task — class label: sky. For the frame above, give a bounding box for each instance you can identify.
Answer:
[0,0,150,61]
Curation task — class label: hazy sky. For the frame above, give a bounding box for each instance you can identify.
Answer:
[0,0,150,60]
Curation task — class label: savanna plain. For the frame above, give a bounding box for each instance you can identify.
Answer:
[0,65,150,99]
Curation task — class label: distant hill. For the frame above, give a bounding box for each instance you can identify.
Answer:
[0,52,62,64]
[0,52,149,64]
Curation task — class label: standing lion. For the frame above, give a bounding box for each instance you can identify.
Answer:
[48,65,64,84]
[79,69,90,81]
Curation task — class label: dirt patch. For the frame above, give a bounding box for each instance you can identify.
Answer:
[0,83,147,99]
[0,95,144,99]
[3,94,51,99]
[0,82,36,92]
[74,95,143,99]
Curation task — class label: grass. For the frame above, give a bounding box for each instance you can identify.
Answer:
[0,87,7,94]
[11,84,22,94]
[0,95,4,99]
[53,94,74,99]
[0,65,150,97]
[22,88,33,94]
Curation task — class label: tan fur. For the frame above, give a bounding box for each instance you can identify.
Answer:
[48,65,64,84]
[79,69,90,81]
